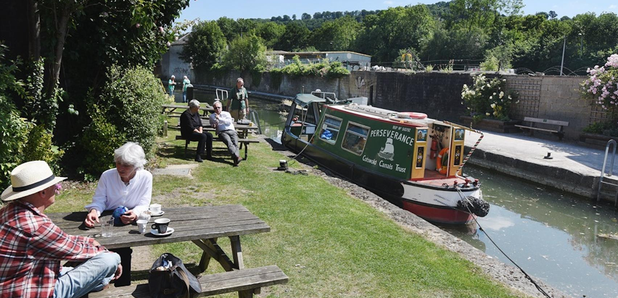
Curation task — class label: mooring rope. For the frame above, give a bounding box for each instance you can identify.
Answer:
[455,188,553,298]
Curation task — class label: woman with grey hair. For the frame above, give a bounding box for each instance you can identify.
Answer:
[83,142,152,286]
[83,142,152,228]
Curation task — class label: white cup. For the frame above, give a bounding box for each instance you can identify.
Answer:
[136,219,148,234]
[149,204,161,213]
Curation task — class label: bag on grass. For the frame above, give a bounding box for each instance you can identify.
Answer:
[148,253,202,298]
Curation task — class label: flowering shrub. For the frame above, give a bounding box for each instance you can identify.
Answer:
[461,74,517,121]
[581,54,618,136]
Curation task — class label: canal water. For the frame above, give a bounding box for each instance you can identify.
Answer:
[193,90,618,297]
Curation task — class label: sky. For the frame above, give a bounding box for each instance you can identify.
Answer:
[178,0,618,22]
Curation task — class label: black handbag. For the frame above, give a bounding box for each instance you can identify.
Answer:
[148,253,202,298]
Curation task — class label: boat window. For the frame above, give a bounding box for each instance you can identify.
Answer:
[342,122,369,155]
[319,115,342,144]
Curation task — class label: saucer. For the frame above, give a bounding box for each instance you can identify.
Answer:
[150,210,165,217]
[150,227,174,237]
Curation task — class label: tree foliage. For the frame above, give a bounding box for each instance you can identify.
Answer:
[222,35,268,72]
[180,21,227,71]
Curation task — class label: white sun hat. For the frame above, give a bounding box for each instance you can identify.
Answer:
[1,160,67,202]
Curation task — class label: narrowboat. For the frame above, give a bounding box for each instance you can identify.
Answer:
[281,93,489,224]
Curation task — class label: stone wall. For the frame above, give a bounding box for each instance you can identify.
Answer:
[195,70,601,141]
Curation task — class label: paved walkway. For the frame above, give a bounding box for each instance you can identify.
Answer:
[464,130,618,201]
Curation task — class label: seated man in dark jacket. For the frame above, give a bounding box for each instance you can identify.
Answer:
[180,100,213,162]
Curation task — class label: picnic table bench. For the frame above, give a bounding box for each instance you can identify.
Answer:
[514,116,569,140]
[175,135,259,160]
[48,205,287,298]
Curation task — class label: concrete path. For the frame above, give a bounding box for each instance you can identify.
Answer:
[464,130,618,201]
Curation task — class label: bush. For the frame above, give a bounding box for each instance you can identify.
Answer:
[272,56,350,78]
[581,53,618,130]
[22,125,64,174]
[461,74,518,121]
[0,44,28,190]
[71,65,167,178]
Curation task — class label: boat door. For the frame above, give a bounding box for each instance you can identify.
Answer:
[445,126,466,176]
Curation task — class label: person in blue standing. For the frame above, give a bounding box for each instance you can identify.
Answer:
[182,75,191,103]
[168,75,176,97]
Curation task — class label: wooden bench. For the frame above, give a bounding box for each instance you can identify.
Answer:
[514,117,569,140]
[175,135,259,160]
[90,265,288,298]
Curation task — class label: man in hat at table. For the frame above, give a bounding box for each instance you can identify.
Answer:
[0,160,122,298]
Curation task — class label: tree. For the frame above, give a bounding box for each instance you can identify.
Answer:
[311,16,361,51]
[222,35,268,72]
[276,22,311,51]
[254,22,285,49]
[447,0,523,33]
[355,5,436,64]
[181,21,227,71]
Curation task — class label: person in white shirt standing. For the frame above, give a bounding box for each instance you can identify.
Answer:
[82,141,152,286]
[210,101,242,166]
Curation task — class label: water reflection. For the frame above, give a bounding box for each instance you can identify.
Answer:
[193,90,618,297]
[442,167,618,298]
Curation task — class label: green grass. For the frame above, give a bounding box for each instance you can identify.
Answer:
[49,127,526,298]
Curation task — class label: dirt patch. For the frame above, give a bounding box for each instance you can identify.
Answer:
[274,144,570,298]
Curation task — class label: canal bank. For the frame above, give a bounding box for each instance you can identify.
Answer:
[266,137,569,298]
[463,131,618,204]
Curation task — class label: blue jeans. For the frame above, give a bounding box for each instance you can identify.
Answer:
[53,252,121,298]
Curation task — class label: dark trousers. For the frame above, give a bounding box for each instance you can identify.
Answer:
[188,131,213,158]
[110,247,132,286]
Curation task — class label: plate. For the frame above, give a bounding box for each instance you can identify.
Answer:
[151,227,174,237]
[150,210,165,217]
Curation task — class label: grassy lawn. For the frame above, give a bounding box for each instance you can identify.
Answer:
[49,125,526,298]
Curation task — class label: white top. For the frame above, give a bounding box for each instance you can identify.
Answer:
[209,111,236,134]
[85,168,152,217]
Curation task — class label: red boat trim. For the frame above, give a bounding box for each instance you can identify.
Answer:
[402,200,473,224]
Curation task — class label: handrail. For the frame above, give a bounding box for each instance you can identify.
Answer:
[597,139,617,205]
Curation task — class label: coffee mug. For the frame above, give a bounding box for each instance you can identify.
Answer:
[151,218,170,234]
[149,204,161,213]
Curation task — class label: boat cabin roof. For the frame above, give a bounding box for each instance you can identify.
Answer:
[294,93,327,107]
[328,104,437,128]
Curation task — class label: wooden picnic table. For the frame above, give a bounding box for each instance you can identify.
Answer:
[202,121,259,138]
[47,205,269,272]
[161,104,214,117]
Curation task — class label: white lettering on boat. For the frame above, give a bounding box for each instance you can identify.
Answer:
[395,164,407,173]
[362,155,377,165]
[379,160,393,170]
[369,129,414,146]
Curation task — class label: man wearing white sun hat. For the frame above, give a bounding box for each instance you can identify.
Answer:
[0,160,122,298]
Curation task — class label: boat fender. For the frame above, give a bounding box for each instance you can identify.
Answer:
[457,196,490,217]
[436,147,449,174]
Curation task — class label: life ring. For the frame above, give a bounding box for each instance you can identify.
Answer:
[436,147,449,174]
[396,112,427,119]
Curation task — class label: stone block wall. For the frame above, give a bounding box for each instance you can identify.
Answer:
[196,70,603,141]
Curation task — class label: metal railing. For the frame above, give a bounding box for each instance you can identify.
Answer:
[597,139,617,207]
